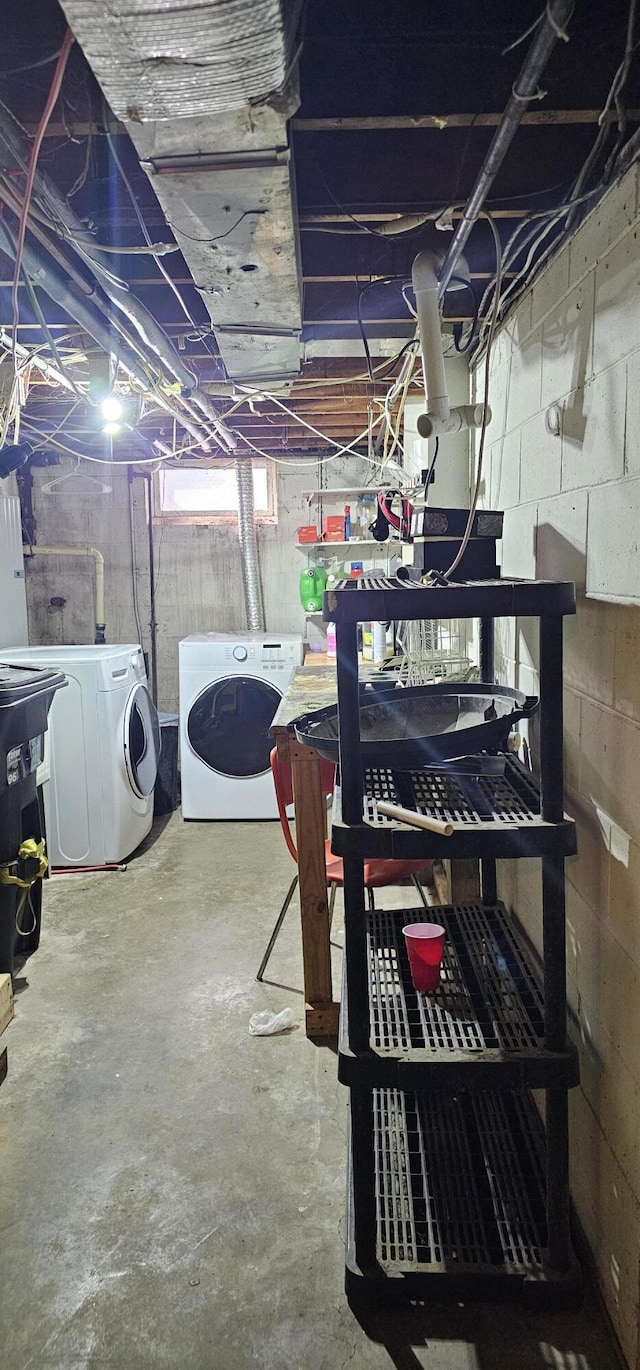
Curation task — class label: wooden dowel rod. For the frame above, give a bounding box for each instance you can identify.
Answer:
[375,800,454,837]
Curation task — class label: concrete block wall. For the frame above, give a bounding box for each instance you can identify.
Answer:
[16,455,370,711]
[474,163,640,1366]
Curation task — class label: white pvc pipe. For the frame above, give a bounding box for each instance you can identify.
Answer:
[411,249,450,424]
[416,403,491,439]
[23,544,105,641]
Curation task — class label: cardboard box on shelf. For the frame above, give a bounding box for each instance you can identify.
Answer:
[322,515,345,541]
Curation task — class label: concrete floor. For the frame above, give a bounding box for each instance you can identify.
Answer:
[0,813,625,1370]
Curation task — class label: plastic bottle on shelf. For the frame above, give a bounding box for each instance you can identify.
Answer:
[326,622,337,658]
[326,558,340,590]
[372,622,387,662]
[344,505,351,540]
[358,494,375,537]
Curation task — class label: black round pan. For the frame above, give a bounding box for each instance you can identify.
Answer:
[293,682,538,769]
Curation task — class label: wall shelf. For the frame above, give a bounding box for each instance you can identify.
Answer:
[302,487,386,504]
[296,539,397,550]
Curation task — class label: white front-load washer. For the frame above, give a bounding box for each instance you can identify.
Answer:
[1,644,160,866]
[179,632,303,820]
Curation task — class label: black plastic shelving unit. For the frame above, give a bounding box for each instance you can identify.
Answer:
[324,574,581,1306]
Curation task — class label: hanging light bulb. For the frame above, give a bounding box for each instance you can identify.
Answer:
[100,394,124,423]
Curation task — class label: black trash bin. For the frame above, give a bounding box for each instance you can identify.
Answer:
[154,712,180,816]
[0,663,66,974]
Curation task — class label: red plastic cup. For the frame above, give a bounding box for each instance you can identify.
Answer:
[402,922,446,992]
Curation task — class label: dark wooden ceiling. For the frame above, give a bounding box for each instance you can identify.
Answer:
[1,0,638,457]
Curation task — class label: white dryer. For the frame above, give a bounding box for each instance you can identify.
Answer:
[179,633,303,820]
[1,644,160,866]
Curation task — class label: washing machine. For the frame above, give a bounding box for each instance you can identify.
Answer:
[179,633,303,820]
[1,645,160,866]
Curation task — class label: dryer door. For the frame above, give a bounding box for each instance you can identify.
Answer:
[187,675,281,778]
[124,683,161,798]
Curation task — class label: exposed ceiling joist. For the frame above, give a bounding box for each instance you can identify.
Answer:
[293,109,640,131]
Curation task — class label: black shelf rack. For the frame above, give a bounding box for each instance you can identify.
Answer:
[339,902,579,1091]
[331,756,576,861]
[324,574,581,1306]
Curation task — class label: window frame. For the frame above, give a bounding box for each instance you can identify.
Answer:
[153,459,277,526]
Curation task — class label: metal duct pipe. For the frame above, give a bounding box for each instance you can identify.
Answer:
[438,0,575,294]
[0,220,213,451]
[0,102,235,452]
[235,456,265,632]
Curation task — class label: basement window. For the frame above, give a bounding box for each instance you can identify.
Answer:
[154,461,276,525]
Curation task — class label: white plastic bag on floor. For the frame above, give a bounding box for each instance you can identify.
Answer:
[249,1008,293,1036]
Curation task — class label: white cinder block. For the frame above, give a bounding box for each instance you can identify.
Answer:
[565,799,611,918]
[496,292,533,358]
[561,361,626,493]
[502,293,534,354]
[504,328,542,432]
[536,489,588,589]
[580,696,640,845]
[593,228,640,375]
[487,430,520,509]
[564,596,616,708]
[517,661,539,698]
[499,503,537,579]
[531,249,571,330]
[569,168,639,288]
[483,359,510,445]
[623,347,640,475]
[569,1089,640,1369]
[564,685,582,800]
[613,605,640,723]
[541,275,594,408]
[517,616,539,674]
[587,477,640,602]
[494,614,516,662]
[520,411,561,503]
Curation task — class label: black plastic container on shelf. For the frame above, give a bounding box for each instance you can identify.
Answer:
[0,663,67,974]
[154,712,180,816]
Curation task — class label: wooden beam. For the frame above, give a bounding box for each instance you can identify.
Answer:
[302,273,514,284]
[292,110,640,132]
[300,210,527,223]
[27,110,640,137]
[302,316,471,324]
[0,272,508,288]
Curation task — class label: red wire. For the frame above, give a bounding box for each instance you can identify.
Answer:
[11,26,74,369]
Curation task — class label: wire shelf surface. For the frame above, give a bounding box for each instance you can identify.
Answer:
[339,903,578,1089]
[325,576,577,624]
[332,756,576,859]
[372,1088,546,1273]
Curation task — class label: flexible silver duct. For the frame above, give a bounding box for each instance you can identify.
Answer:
[59,0,303,386]
[235,456,265,631]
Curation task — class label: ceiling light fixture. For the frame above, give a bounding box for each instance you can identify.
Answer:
[100,394,124,423]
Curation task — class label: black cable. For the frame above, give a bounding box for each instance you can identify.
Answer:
[425,438,439,505]
[356,275,412,380]
[375,337,420,379]
[451,278,480,354]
